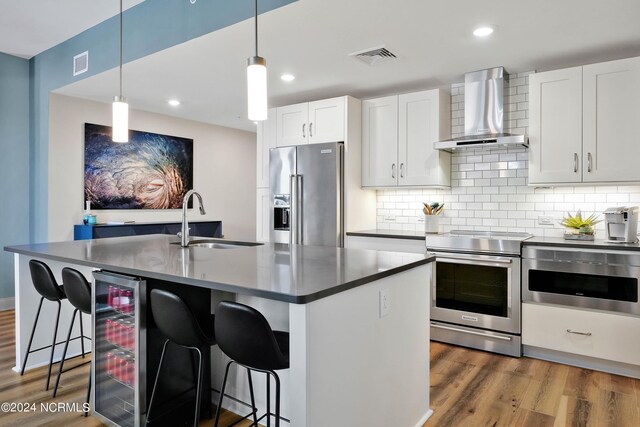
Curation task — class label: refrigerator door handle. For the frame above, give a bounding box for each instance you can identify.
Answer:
[289,174,297,246]
[296,175,303,244]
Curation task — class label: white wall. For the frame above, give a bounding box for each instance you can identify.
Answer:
[48,93,256,242]
[376,72,640,237]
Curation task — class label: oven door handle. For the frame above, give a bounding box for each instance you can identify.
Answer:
[431,323,513,341]
[430,252,513,265]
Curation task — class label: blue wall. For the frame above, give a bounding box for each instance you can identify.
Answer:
[0,53,30,299]
[0,0,296,299]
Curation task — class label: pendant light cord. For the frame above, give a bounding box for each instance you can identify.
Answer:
[119,0,123,98]
[254,0,258,57]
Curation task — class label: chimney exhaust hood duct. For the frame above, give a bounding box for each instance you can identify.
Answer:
[434,67,528,151]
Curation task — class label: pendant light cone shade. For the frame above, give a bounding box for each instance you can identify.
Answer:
[112,0,129,142]
[247,56,267,121]
[112,96,129,142]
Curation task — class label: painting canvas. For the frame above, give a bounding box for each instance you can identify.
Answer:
[84,123,194,209]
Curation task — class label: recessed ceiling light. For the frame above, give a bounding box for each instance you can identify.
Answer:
[473,26,494,37]
[280,73,295,82]
[167,99,181,106]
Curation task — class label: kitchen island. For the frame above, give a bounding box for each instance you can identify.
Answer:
[6,234,433,427]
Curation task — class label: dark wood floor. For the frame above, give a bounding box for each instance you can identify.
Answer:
[2,309,639,426]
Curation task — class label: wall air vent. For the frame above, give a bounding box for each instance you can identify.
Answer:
[73,51,89,76]
[349,45,397,66]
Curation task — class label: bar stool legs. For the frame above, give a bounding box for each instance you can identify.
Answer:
[51,305,91,398]
[246,369,259,426]
[213,361,281,427]
[19,296,62,390]
[20,296,45,375]
[145,340,205,427]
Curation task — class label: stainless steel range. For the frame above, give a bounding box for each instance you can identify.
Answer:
[426,230,532,357]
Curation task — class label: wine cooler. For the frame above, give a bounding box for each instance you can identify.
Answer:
[92,271,146,427]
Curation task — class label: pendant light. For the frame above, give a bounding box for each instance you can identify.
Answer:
[247,0,267,121]
[112,0,129,142]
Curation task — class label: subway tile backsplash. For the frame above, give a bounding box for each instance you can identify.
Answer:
[375,72,640,237]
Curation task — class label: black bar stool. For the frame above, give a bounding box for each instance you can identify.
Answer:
[146,289,216,427]
[52,268,93,415]
[213,301,290,427]
[21,260,71,390]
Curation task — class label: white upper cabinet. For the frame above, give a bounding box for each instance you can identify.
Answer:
[257,108,277,188]
[398,90,451,187]
[582,57,640,182]
[529,67,583,184]
[529,56,640,185]
[276,97,346,147]
[276,102,309,146]
[362,89,450,188]
[308,97,345,144]
[362,96,399,187]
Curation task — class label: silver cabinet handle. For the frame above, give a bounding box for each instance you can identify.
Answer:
[309,122,313,138]
[567,329,592,336]
[574,153,578,173]
[391,163,396,179]
[587,152,592,172]
[302,123,306,138]
[400,163,405,178]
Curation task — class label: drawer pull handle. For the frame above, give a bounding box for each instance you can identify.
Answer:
[566,329,592,337]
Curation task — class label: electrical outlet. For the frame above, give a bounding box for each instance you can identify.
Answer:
[538,216,554,225]
[379,288,390,317]
[384,215,396,222]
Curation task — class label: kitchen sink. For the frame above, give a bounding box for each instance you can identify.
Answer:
[171,239,264,249]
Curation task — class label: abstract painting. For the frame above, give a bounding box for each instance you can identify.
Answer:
[84,123,194,209]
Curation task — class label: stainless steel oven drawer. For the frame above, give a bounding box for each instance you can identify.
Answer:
[431,321,521,357]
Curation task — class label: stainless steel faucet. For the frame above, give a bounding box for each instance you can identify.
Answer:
[179,190,206,247]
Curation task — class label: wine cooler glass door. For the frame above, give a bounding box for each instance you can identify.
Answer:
[92,271,146,427]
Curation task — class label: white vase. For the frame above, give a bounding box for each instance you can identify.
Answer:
[424,215,440,234]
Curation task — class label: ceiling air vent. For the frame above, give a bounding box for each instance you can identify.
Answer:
[73,51,89,76]
[349,45,397,66]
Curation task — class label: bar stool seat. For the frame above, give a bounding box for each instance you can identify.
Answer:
[214,301,290,427]
[146,289,216,427]
[52,268,93,415]
[21,260,81,391]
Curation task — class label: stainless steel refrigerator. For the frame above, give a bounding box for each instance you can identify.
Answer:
[269,142,343,247]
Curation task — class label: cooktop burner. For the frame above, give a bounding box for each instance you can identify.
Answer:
[425,229,533,255]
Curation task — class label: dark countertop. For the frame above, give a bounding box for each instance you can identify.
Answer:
[5,235,433,304]
[524,236,640,251]
[347,229,426,241]
[78,219,221,227]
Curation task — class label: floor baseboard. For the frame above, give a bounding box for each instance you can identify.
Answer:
[0,297,15,311]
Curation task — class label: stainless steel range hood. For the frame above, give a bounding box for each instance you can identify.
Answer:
[435,67,528,151]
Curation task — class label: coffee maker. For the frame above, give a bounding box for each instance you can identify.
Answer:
[604,206,639,243]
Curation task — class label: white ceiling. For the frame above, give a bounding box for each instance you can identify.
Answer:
[56,0,640,132]
[0,0,144,58]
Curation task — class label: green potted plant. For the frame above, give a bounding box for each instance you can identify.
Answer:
[560,210,601,241]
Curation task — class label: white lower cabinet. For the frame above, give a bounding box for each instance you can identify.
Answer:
[522,303,640,367]
[256,188,270,242]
